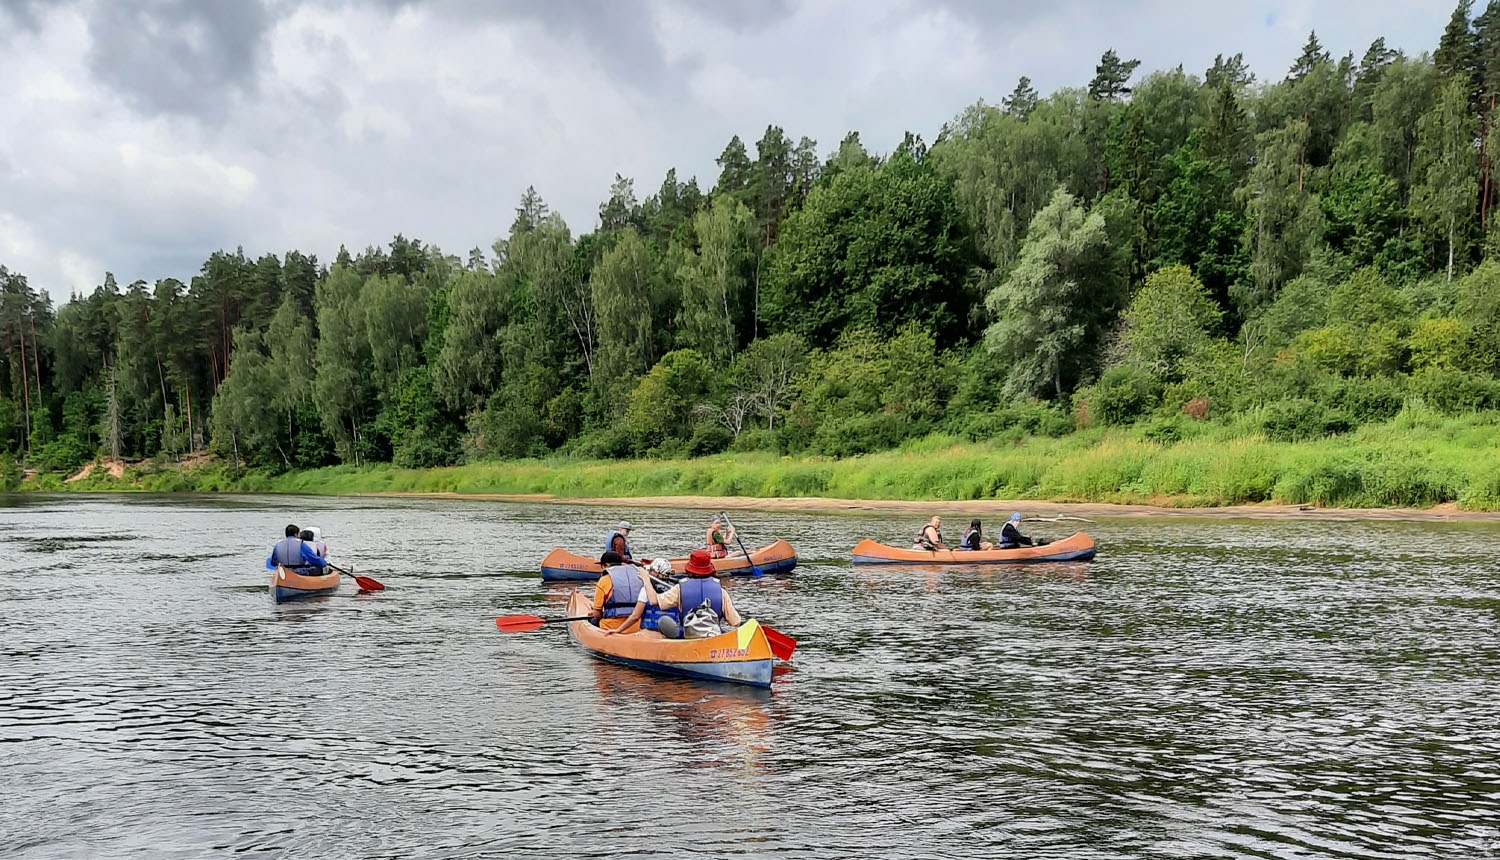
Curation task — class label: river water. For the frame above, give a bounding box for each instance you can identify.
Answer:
[2,494,1499,859]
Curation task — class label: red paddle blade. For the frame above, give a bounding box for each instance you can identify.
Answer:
[762,625,797,662]
[353,575,385,591]
[495,615,548,633]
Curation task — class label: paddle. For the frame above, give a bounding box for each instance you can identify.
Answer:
[643,570,797,662]
[495,614,593,633]
[717,511,764,578]
[327,563,384,592]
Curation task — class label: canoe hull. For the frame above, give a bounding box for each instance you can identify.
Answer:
[564,592,774,688]
[851,532,1098,565]
[541,539,798,582]
[270,565,340,603]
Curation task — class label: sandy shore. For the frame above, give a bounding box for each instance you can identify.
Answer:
[359,492,1500,523]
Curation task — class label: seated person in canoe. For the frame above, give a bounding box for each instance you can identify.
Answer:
[998,513,1034,549]
[705,515,736,558]
[590,551,660,632]
[650,551,742,639]
[267,523,329,572]
[306,526,328,558]
[605,521,635,563]
[914,516,947,551]
[960,519,994,551]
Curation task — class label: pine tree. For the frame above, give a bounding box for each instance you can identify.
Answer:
[714,135,753,198]
[1287,31,1331,82]
[1003,75,1039,119]
[1436,0,1478,84]
[1089,49,1141,100]
[1353,38,1399,122]
[1206,53,1253,90]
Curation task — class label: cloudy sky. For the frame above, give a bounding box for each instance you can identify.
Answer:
[0,0,1453,304]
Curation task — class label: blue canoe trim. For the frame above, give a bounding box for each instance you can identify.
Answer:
[542,554,798,582]
[579,649,774,688]
[271,584,339,603]
[850,547,1097,565]
[567,628,774,688]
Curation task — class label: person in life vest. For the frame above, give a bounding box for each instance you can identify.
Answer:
[705,515,736,558]
[590,550,659,632]
[602,558,677,636]
[998,512,1034,549]
[307,526,328,559]
[914,516,947,551]
[605,521,634,562]
[653,550,741,639]
[960,519,994,551]
[266,524,328,572]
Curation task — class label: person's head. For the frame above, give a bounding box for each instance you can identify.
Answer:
[617,520,632,535]
[930,516,942,528]
[684,550,716,578]
[711,515,722,526]
[1010,512,1022,524]
[600,550,624,566]
[300,529,315,541]
[970,518,982,531]
[309,527,322,542]
[285,524,300,537]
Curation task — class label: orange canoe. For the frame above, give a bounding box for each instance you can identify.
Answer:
[851,532,1097,564]
[270,564,340,602]
[540,540,797,582]
[563,591,775,687]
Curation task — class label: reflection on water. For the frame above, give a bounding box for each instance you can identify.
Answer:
[2,494,1499,858]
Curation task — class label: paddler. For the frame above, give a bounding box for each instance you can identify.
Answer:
[267,523,328,573]
[998,513,1034,549]
[705,515,735,558]
[914,516,947,551]
[591,550,659,632]
[652,550,742,639]
[307,526,328,559]
[605,521,634,562]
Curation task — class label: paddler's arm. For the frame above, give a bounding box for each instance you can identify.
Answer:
[300,544,328,568]
[589,580,612,620]
[721,590,742,627]
[604,589,649,636]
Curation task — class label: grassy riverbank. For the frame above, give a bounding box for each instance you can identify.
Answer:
[21,408,1500,512]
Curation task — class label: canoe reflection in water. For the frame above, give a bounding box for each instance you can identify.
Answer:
[590,662,778,773]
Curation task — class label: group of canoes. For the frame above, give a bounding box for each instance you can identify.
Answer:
[264,512,1096,689]
[530,512,1098,689]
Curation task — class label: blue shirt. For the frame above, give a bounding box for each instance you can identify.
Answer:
[266,538,329,570]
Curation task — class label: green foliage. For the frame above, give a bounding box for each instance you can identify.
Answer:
[1258,398,1353,441]
[1122,265,1220,379]
[623,349,713,451]
[764,145,977,349]
[799,325,954,455]
[985,187,1127,399]
[1076,365,1164,426]
[15,30,1500,511]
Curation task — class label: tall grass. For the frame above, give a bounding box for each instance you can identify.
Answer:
[26,408,1500,510]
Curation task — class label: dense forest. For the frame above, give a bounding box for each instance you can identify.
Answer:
[6,9,1500,483]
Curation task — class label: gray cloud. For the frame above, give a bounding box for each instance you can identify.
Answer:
[85,0,273,117]
[0,0,1458,305]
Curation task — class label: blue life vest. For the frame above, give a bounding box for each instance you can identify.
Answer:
[272,536,306,567]
[678,576,723,619]
[640,605,680,632]
[605,531,631,558]
[961,528,981,551]
[603,564,644,619]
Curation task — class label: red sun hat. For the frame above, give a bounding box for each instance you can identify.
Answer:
[683,550,717,577]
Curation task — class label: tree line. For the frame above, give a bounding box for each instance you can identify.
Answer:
[6,7,1500,478]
